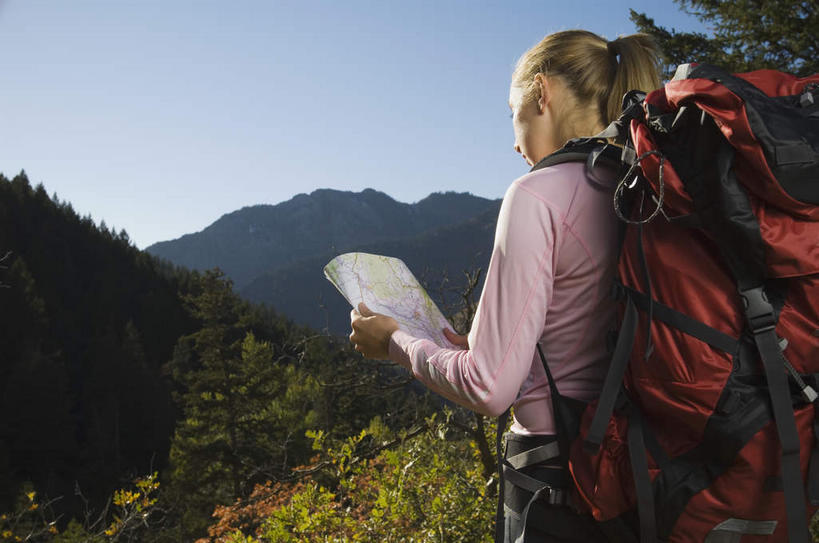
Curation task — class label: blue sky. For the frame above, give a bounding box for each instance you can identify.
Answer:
[0,1,706,249]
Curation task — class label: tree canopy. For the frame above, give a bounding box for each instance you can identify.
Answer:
[631,0,818,77]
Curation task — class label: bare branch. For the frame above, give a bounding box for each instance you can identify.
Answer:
[0,250,11,288]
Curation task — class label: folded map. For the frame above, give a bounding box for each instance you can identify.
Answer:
[323,252,456,348]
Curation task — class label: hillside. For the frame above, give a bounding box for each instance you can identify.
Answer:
[0,172,199,517]
[0,172,449,540]
[146,189,500,292]
[240,203,499,334]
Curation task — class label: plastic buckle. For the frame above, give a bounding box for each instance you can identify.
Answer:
[544,486,568,506]
[621,90,647,115]
[738,286,776,334]
[620,143,637,166]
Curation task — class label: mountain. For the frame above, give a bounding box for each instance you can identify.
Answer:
[146,188,500,292]
[240,203,500,335]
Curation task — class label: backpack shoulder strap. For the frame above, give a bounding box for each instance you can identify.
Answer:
[529,138,622,174]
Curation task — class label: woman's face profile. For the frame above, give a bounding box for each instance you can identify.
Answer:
[508,84,552,167]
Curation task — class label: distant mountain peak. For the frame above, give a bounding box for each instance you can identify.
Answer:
[145,188,501,292]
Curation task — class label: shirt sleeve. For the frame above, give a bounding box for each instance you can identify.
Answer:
[388,178,561,417]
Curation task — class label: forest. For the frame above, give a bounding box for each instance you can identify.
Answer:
[2,1,817,541]
[0,171,496,542]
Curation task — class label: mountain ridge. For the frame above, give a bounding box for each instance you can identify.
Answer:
[146,188,500,294]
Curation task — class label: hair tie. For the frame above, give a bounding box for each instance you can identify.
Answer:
[607,40,620,62]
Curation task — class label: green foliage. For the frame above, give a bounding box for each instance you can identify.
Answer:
[162,270,321,540]
[138,262,436,541]
[1,171,492,541]
[103,473,161,541]
[267,414,495,542]
[0,474,159,543]
[205,411,497,543]
[52,521,105,543]
[631,0,818,77]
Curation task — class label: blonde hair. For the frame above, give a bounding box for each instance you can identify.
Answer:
[512,30,661,136]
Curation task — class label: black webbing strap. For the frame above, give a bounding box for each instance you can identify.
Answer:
[514,483,567,543]
[622,285,739,355]
[495,417,571,543]
[592,89,647,145]
[536,344,571,471]
[627,407,657,543]
[530,139,620,176]
[810,403,819,505]
[636,223,655,360]
[508,345,574,543]
[745,300,810,543]
[495,408,510,543]
[503,463,568,495]
[641,414,670,470]
[584,296,639,454]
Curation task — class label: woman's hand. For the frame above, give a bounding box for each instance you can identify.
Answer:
[443,328,469,349]
[350,302,400,359]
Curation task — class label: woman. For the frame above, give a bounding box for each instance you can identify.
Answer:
[349,30,661,542]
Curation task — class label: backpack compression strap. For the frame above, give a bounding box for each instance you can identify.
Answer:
[673,105,811,543]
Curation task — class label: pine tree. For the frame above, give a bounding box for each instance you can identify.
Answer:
[631,0,818,77]
[0,257,77,510]
[162,269,319,540]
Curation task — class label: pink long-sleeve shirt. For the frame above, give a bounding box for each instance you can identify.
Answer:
[388,162,620,435]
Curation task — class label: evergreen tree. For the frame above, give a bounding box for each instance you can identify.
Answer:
[631,0,818,77]
[162,270,319,540]
[0,256,77,510]
[0,172,196,521]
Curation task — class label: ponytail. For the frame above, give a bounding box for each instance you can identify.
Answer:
[604,34,662,124]
[512,30,662,129]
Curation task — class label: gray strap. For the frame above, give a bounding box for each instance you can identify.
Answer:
[593,122,622,140]
[751,325,810,543]
[627,407,657,543]
[584,296,638,453]
[503,460,569,543]
[503,463,555,494]
[514,485,557,543]
[809,403,819,505]
[704,518,777,543]
[506,442,561,470]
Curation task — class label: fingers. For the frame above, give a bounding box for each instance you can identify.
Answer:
[357,302,374,317]
[349,307,398,360]
[443,328,469,348]
[349,308,367,354]
[349,329,364,355]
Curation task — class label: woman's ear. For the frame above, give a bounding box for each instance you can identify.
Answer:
[533,73,550,113]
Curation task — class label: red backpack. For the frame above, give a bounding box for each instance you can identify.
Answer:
[561,65,819,543]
